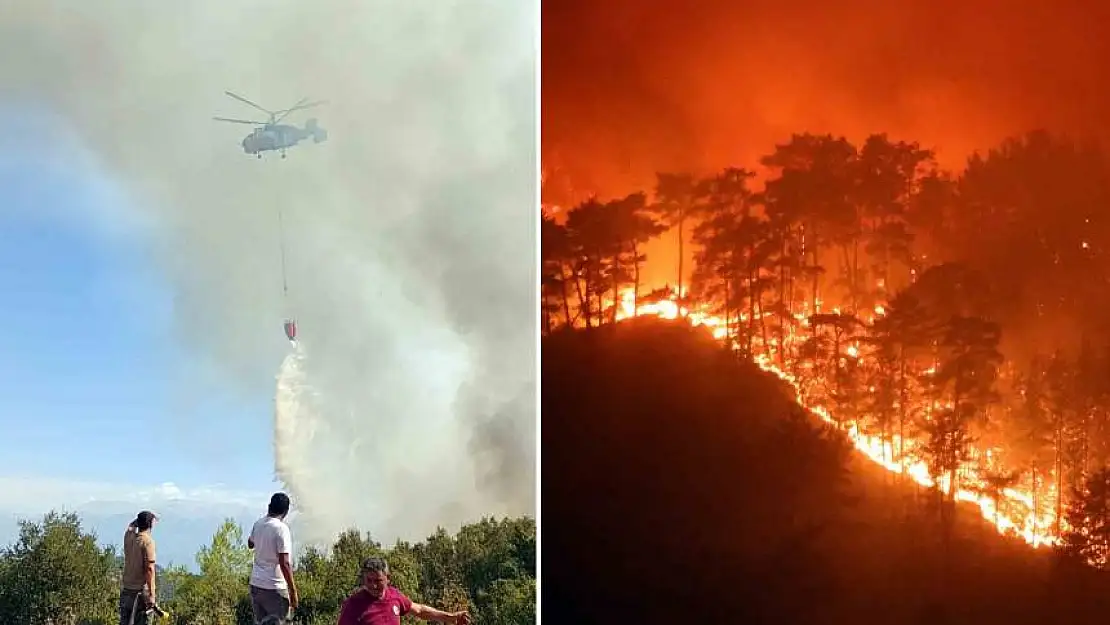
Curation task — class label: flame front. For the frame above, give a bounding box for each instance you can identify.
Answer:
[613,287,1059,549]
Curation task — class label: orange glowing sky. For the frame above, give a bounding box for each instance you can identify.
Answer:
[543,0,1110,287]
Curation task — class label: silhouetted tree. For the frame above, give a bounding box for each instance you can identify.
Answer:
[691,167,768,353]
[540,212,574,333]
[652,172,699,314]
[761,133,856,314]
[1062,468,1110,568]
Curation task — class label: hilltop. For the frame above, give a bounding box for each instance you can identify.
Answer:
[541,318,1110,625]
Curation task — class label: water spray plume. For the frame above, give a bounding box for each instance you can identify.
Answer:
[273,348,316,517]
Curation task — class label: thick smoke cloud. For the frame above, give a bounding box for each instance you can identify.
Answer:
[1,0,536,543]
[544,0,1110,205]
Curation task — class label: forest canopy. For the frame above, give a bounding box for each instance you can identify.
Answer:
[0,512,534,625]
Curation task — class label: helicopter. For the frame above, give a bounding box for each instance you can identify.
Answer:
[214,91,329,159]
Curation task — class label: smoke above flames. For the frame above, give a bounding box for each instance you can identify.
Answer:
[544,0,1110,206]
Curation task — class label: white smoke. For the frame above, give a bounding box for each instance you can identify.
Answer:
[1,0,537,544]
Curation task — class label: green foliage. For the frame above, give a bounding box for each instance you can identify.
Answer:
[0,511,118,625]
[383,541,422,601]
[455,518,536,597]
[164,518,253,625]
[0,514,535,625]
[475,578,535,625]
[328,529,384,593]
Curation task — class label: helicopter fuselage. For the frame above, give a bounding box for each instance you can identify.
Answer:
[242,124,304,155]
[241,119,327,157]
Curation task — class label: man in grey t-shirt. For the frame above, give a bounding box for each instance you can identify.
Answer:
[248,493,298,624]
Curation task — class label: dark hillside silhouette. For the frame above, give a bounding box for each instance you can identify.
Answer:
[542,320,1110,625]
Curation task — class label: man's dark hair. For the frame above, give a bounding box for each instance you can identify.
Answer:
[134,511,156,531]
[360,556,390,576]
[268,492,291,516]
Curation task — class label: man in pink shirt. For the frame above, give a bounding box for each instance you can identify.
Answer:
[338,557,470,625]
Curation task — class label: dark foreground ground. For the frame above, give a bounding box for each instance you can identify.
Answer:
[541,318,1110,625]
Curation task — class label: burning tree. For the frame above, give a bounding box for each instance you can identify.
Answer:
[541,195,665,329]
[921,316,1003,508]
[543,128,1110,561]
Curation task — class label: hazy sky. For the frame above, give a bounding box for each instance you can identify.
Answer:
[0,0,536,556]
[0,106,279,566]
[543,0,1110,286]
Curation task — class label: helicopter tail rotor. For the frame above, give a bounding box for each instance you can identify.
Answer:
[304,118,328,143]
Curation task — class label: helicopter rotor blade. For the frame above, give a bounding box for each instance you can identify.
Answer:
[272,98,310,124]
[273,99,329,121]
[213,116,266,125]
[293,99,329,110]
[224,91,274,117]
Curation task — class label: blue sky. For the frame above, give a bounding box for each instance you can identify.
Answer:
[0,111,279,565]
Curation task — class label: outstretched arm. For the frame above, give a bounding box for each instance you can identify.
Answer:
[409,603,470,624]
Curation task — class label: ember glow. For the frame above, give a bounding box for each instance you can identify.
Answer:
[614,287,1060,548]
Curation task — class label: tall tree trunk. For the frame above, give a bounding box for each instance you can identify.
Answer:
[810,225,820,314]
[832,328,842,429]
[610,251,621,325]
[677,207,685,317]
[898,349,908,483]
[632,242,641,316]
[576,261,590,329]
[790,241,803,379]
[724,275,732,347]
[851,238,861,313]
[881,242,892,302]
[758,289,769,354]
[1081,409,1091,481]
[947,373,964,505]
[777,241,788,364]
[1055,427,1064,536]
[840,244,854,313]
[542,294,551,335]
[558,262,572,329]
[747,256,756,358]
[881,397,891,465]
[1031,465,1040,540]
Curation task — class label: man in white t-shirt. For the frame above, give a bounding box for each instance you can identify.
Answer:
[247,492,298,624]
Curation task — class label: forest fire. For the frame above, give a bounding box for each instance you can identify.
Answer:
[541,3,1110,620]
[615,289,727,339]
[542,130,1110,567]
[613,286,1060,548]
